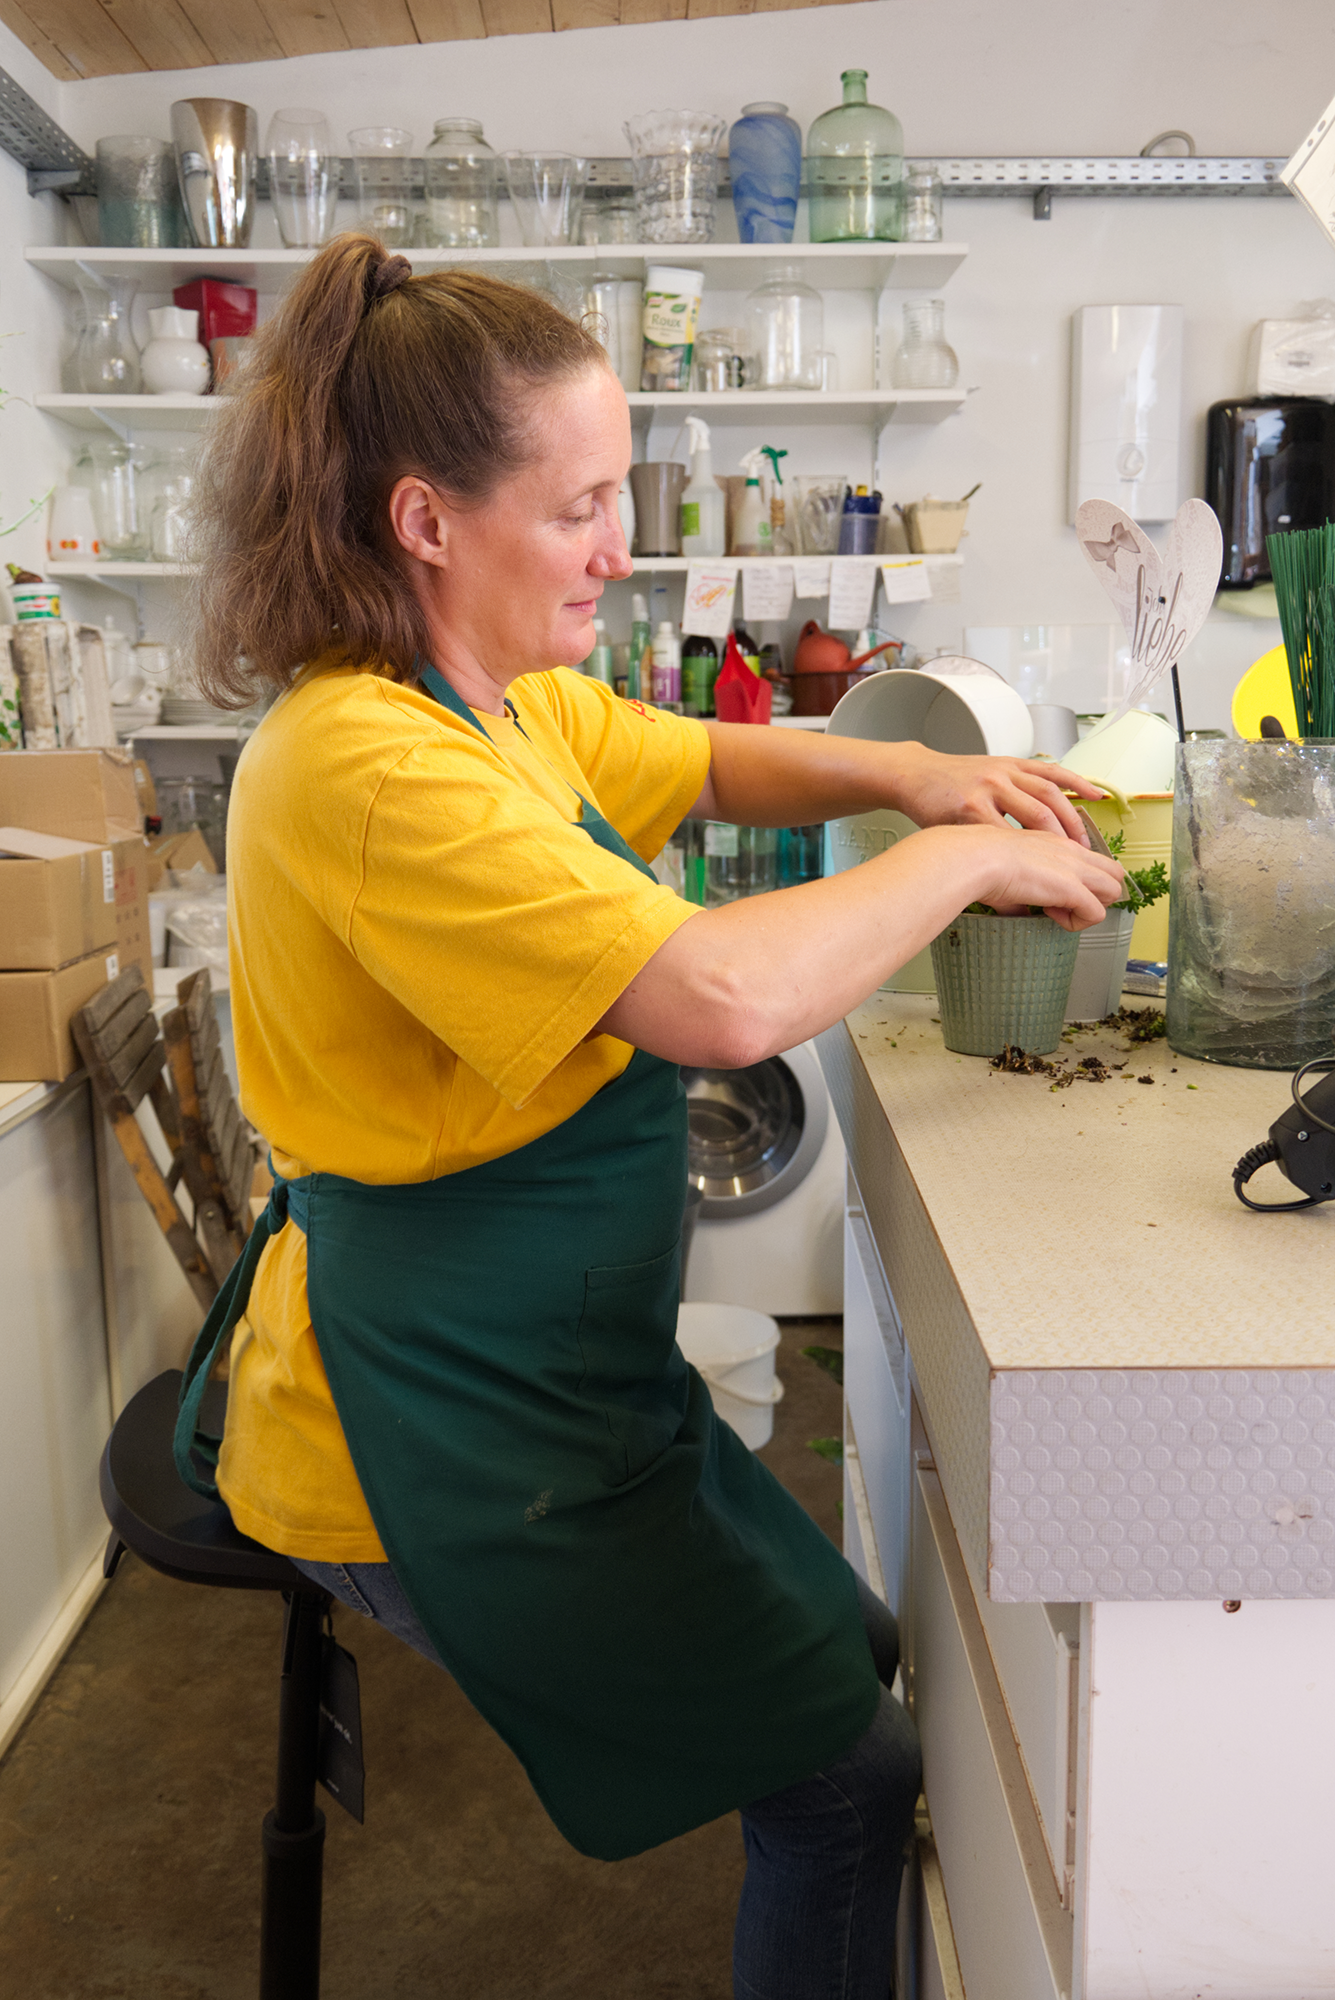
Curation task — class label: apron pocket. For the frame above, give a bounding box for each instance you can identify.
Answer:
[576,1246,688,1483]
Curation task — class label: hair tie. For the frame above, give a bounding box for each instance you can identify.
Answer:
[368,254,412,305]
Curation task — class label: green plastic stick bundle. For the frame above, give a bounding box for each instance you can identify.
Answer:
[1266,522,1335,740]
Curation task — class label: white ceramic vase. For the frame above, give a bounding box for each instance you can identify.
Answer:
[141,307,210,396]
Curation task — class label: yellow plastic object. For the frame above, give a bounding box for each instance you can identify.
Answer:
[1232,644,1299,741]
[1083,794,1173,960]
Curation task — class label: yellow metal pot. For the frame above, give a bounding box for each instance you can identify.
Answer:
[1083,793,1173,959]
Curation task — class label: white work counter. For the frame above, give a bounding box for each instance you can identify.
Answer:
[0,1049,206,1759]
[819,998,1335,2000]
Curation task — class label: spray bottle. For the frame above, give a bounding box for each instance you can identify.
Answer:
[733,448,773,557]
[626,591,651,699]
[680,415,727,558]
[760,446,793,556]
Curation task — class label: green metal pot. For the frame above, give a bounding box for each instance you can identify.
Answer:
[929,912,1080,1057]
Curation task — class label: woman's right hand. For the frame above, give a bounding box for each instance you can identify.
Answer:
[942,823,1125,931]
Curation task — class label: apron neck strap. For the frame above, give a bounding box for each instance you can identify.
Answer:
[417,661,516,738]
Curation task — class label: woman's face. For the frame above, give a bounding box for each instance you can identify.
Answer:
[391,363,634,696]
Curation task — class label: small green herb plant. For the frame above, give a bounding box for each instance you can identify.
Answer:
[964,829,1168,920]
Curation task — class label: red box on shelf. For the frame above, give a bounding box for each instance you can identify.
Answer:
[172,278,257,347]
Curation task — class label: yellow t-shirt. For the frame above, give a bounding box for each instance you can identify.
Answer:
[217,662,711,1561]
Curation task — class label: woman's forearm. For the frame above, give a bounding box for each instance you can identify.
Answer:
[597,822,1122,1068]
[692,720,1105,842]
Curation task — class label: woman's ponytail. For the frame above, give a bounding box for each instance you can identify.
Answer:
[187,234,607,707]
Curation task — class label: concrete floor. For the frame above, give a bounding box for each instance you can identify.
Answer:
[1,1318,845,2000]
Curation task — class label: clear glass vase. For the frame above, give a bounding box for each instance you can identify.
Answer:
[266,109,338,248]
[424,118,499,249]
[1167,739,1335,1067]
[805,69,904,244]
[75,272,142,395]
[745,265,824,390]
[624,110,727,247]
[890,298,958,389]
[349,125,414,247]
[82,439,153,559]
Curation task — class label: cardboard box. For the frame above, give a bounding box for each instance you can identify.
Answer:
[172,278,256,346]
[111,835,150,977]
[145,828,218,892]
[0,827,118,969]
[0,747,140,844]
[0,946,120,1081]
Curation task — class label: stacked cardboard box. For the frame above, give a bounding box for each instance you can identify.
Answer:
[0,749,149,1081]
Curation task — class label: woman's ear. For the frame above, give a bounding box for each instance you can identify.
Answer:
[388,475,451,567]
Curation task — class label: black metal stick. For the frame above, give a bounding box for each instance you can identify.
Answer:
[1170,663,1187,743]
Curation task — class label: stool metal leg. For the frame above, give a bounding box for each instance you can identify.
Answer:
[260,1590,327,1999]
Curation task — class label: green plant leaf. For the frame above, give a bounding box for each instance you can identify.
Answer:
[807,1436,844,1466]
[801,1344,844,1386]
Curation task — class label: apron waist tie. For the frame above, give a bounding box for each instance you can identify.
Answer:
[173,1172,307,1499]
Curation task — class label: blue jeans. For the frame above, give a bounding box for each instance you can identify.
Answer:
[294,1558,921,2000]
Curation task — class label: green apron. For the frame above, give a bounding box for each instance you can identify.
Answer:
[177,666,877,1860]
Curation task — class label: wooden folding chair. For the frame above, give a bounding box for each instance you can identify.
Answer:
[73,963,257,1315]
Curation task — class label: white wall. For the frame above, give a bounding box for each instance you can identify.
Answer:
[10,0,1335,723]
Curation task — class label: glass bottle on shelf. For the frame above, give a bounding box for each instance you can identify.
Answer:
[148,447,196,562]
[806,69,904,244]
[75,272,142,395]
[744,266,825,390]
[890,298,958,388]
[423,118,500,248]
[901,163,944,242]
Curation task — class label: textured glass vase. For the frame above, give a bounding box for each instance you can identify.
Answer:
[728,102,801,245]
[1166,739,1335,1067]
[806,69,904,244]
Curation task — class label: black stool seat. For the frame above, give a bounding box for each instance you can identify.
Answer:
[100,1367,334,1998]
[100,1368,312,1592]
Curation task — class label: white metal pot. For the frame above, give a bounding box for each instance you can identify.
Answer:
[1065,909,1136,1022]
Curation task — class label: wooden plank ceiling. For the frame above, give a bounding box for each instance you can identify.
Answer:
[1,0,863,79]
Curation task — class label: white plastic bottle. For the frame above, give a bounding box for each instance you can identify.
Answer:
[650,621,681,705]
[679,415,727,558]
[732,448,774,557]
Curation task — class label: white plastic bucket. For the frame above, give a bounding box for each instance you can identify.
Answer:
[676,1302,784,1450]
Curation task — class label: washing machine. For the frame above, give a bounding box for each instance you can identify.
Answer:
[681,1039,844,1315]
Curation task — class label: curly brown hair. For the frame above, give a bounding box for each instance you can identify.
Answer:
[187,234,609,707]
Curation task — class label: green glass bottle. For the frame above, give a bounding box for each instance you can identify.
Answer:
[681,635,718,716]
[806,69,904,243]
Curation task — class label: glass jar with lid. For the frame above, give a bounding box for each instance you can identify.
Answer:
[424,118,500,249]
[745,266,825,391]
[806,69,904,243]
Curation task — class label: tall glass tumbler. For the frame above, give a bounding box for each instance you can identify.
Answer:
[266,109,338,248]
[96,137,188,248]
[504,152,587,247]
[350,125,414,247]
[624,110,727,246]
[1167,739,1335,1068]
[171,98,258,249]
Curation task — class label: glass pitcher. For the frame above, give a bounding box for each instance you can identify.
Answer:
[890,298,959,388]
[424,118,499,248]
[82,439,152,558]
[75,271,142,395]
[806,69,904,243]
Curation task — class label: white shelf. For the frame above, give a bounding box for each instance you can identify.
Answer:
[629,390,967,429]
[49,559,193,577]
[628,553,964,572]
[26,241,968,296]
[36,394,219,434]
[37,387,967,438]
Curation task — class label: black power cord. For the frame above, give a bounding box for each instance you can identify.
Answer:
[1233,1058,1335,1211]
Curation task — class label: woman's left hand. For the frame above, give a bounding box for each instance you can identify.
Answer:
[886,743,1104,842]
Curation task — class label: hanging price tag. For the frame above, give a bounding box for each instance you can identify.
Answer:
[827,559,878,631]
[682,564,739,638]
[742,564,795,622]
[792,559,832,599]
[879,559,933,605]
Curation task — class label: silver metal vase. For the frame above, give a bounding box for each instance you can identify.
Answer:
[171,98,259,249]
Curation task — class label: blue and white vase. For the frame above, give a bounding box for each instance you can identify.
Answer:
[728,101,802,245]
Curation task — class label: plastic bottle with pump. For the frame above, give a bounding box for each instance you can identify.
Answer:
[679,416,727,558]
[626,591,651,699]
[733,448,774,556]
[650,620,681,706]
